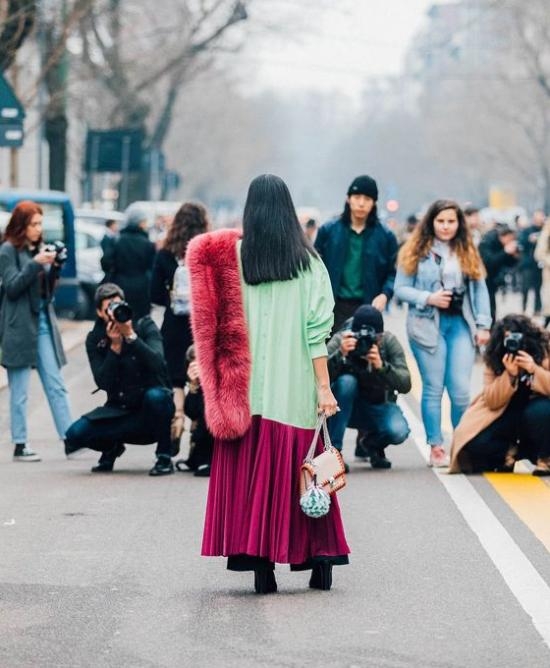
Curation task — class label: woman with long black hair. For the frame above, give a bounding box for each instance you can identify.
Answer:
[150,202,209,453]
[0,201,72,461]
[450,314,550,475]
[187,174,350,594]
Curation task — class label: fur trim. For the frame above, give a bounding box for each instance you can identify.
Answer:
[187,229,251,439]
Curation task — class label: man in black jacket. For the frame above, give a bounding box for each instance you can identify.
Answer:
[315,175,398,331]
[327,305,411,470]
[65,283,175,476]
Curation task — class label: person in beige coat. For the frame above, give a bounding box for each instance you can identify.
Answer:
[450,314,550,475]
[534,217,550,327]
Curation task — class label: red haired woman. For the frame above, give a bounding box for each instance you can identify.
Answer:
[0,201,72,461]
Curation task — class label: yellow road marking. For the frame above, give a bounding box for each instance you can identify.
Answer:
[485,473,550,553]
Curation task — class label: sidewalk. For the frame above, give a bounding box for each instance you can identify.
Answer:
[0,318,90,391]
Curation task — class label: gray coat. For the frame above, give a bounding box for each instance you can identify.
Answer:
[0,241,66,368]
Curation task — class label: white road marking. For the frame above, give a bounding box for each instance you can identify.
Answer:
[400,399,550,650]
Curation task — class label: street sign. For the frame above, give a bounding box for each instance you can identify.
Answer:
[85,128,144,172]
[0,74,25,147]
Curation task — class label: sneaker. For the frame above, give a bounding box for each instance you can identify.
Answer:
[429,446,449,468]
[149,456,174,477]
[533,457,550,476]
[13,444,41,462]
[194,464,211,477]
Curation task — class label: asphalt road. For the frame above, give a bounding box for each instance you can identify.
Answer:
[1,310,550,668]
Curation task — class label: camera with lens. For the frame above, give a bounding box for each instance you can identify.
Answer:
[447,286,465,316]
[43,240,68,265]
[503,332,523,356]
[106,300,133,323]
[349,325,378,360]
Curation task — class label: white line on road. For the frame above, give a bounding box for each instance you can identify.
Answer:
[400,399,550,650]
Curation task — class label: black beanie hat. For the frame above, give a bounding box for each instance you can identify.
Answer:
[347,175,378,201]
[351,305,384,334]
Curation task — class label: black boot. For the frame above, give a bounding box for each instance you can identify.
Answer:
[309,560,333,591]
[91,443,125,473]
[254,562,277,594]
[369,447,392,469]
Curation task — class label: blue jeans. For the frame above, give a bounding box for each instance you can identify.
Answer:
[65,387,174,458]
[329,373,410,452]
[410,313,475,446]
[7,309,72,444]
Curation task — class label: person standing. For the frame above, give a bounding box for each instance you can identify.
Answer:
[395,200,491,467]
[102,209,156,320]
[100,219,119,256]
[187,174,350,594]
[315,175,398,331]
[534,217,550,328]
[478,224,518,324]
[150,202,209,452]
[518,210,545,315]
[0,201,73,461]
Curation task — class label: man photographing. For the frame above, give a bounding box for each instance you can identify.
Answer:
[327,305,411,469]
[64,283,175,476]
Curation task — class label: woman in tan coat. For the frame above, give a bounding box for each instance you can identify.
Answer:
[534,217,550,327]
[450,314,550,475]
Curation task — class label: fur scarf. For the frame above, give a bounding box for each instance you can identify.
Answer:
[186,228,251,440]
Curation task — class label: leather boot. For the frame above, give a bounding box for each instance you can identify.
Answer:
[309,560,333,591]
[254,561,277,594]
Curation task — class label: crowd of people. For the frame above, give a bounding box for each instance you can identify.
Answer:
[3,173,550,595]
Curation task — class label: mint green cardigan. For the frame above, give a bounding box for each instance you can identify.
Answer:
[238,242,334,429]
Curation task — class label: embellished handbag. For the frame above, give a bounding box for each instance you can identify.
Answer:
[299,413,347,518]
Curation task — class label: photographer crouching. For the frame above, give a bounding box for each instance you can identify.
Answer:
[64,283,175,476]
[450,314,550,475]
[327,305,411,470]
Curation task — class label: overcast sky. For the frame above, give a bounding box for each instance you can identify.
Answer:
[237,0,434,96]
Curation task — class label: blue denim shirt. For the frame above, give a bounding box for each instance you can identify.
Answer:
[394,253,491,351]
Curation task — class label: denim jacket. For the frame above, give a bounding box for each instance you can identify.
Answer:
[394,252,491,352]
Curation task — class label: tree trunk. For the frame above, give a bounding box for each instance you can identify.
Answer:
[45,114,67,191]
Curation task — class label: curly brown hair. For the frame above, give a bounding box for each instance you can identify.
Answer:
[397,199,485,279]
[163,202,209,259]
[484,314,550,375]
[4,200,43,249]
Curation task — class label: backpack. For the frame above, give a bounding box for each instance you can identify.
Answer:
[170,259,191,315]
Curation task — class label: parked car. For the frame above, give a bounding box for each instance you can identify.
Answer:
[75,208,125,227]
[74,219,107,320]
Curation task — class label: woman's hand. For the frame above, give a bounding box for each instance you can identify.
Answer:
[427,289,452,309]
[317,385,338,417]
[502,353,520,377]
[515,351,536,374]
[475,329,491,346]
[33,249,56,265]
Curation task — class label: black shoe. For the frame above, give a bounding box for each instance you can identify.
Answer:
[369,447,392,470]
[91,443,125,473]
[254,564,277,594]
[194,464,211,477]
[149,456,174,477]
[64,439,85,458]
[309,560,333,591]
[354,431,369,459]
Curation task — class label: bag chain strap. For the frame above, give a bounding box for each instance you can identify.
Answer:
[304,412,333,463]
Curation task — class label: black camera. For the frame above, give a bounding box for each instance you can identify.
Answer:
[504,332,523,355]
[447,286,465,316]
[349,325,378,359]
[107,300,133,323]
[43,240,68,265]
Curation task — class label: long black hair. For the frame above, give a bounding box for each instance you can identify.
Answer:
[484,314,550,375]
[240,174,316,285]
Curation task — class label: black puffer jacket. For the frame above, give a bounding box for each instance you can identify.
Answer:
[102,224,156,319]
[85,315,171,417]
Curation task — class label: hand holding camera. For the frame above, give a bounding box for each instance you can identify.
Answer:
[428,289,452,309]
[339,332,357,357]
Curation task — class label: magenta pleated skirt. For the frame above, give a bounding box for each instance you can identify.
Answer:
[201,415,350,565]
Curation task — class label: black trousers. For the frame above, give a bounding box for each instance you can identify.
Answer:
[465,396,550,470]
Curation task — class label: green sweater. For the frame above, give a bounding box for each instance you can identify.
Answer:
[238,243,334,429]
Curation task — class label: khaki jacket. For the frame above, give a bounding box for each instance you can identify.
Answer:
[449,360,550,473]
